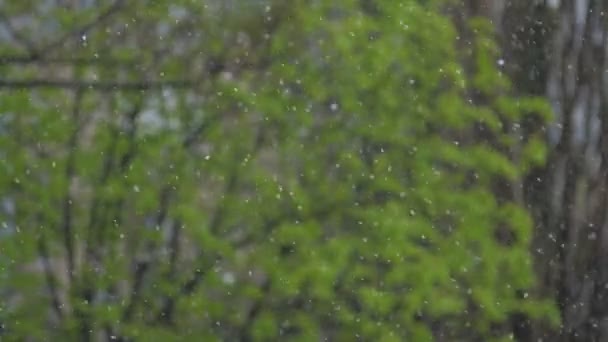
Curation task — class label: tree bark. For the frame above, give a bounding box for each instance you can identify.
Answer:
[485,0,608,340]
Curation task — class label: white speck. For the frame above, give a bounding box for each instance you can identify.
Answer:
[222,272,235,285]
[133,185,140,192]
[497,59,505,66]
[205,155,211,160]
[329,103,338,112]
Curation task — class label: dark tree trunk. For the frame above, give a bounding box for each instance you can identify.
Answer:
[483,0,608,340]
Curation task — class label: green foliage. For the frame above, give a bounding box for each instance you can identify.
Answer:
[0,0,557,340]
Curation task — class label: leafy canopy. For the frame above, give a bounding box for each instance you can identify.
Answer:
[0,0,556,341]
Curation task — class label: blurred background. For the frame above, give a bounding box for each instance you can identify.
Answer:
[0,0,605,341]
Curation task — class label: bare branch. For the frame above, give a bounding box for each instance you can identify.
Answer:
[155,127,267,321]
[61,89,84,283]
[31,0,126,60]
[0,55,139,66]
[0,11,37,53]
[121,261,149,322]
[0,79,199,91]
[237,279,271,341]
[122,186,172,322]
[37,233,64,320]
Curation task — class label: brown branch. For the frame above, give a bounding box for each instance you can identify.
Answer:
[86,102,142,239]
[155,127,267,322]
[153,118,222,325]
[0,79,199,91]
[166,220,182,288]
[182,120,214,149]
[83,124,120,263]
[155,220,183,325]
[99,102,142,242]
[0,11,37,53]
[37,233,64,320]
[0,55,139,66]
[61,89,84,283]
[124,109,223,325]
[156,266,208,325]
[118,106,141,171]
[237,279,271,341]
[121,261,149,322]
[31,0,126,60]
[75,100,144,328]
[121,92,221,325]
[122,186,172,322]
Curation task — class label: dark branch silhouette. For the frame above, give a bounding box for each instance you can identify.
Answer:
[0,79,199,91]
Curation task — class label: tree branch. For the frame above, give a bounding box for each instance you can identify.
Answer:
[237,279,271,341]
[155,127,267,321]
[0,79,199,91]
[61,89,84,283]
[0,55,139,66]
[121,94,222,325]
[0,11,37,53]
[155,219,183,325]
[31,0,126,60]
[37,233,64,320]
[122,186,172,322]
[121,261,149,322]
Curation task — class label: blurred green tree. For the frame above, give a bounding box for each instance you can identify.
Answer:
[0,0,557,340]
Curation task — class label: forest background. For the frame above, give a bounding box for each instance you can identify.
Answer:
[0,0,604,341]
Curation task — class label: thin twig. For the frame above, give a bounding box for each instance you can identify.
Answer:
[37,233,64,320]
[156,127,267,319]
[0,79,199,91]
[122,186,172,322]
[31,0,126,60]
[0,55,139,66]
[0,11,37,53]
[62,89,84,283]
